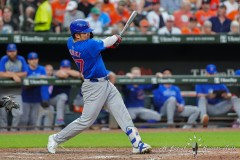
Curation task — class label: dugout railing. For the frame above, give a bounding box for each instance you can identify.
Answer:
[0,75,239,130]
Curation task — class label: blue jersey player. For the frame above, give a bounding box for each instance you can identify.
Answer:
[20,52,47,130]
[47,19,152,154]
[195,64,240,128]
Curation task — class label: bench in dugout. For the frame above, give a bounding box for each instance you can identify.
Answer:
[132,91,238,128]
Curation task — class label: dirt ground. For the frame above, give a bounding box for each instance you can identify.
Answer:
[1,128,240,160]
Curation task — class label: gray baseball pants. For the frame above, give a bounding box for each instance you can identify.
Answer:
[0,94,23,131]
[19,102,41,130]
[54,80,134,144]
[160,97,200,124]
[36,105,55,130]
[198,96,240,118]
[128,107,161,121]
[49,93,68,123]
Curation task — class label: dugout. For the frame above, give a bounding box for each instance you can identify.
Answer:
[1,34,240,129]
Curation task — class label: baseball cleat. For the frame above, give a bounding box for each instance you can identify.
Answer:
[47,134,58,154]
[132,142,152,154]
[201,114,209,128]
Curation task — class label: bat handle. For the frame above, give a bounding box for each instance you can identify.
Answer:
[119,32,123,37]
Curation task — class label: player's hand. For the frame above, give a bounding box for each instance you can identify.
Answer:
[126,73,133,78]
[110,35,122,48]
[155,72,163,77]
[207,93,216,99]
[177,105,184,112]
[41,101,50,109]
[221,92,231,99]
[12,75,21,83]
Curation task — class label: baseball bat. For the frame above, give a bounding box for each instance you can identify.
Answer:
[119,11,138,36]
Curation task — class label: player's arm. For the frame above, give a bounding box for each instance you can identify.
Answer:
[102,35,122,48]
[0,71,26,78]
[55,70,69,78]
[220,85,232,99]
[195,85,208,98]
[66,69,82,78]
[0,72,23,83]
[13,72,27,78]
[108,71,116,84]
[14,57,28,78]
[175,87,185,112]
[0,71,15,78]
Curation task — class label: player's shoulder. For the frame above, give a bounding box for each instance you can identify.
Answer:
[17,55,26,60]
[88,38,102,43]
[67,36,73,44]
[0,55,9,62]
[17,55,27,62]
[38,65,46,70]
[172,85,181,90]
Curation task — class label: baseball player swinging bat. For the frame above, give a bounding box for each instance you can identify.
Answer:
[119,11,138,36]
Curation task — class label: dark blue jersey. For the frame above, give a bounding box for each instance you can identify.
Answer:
[22,65,46,103]
[123,84,155,108]
[153,85,185,110]
[50,85,71,99]
[195,84,230,105]
[67,37,108,79]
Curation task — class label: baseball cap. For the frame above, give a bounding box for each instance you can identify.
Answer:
[60,59,71,67]
[118,0,126,6]
[231,20,239,27]
[206,64,217,74]
[28,52,38,59]
[203,20,212,27]
[139,19,149,27]
[219,4,227,9]
[152,0,160,4]
[66,1,78,11]
[166,15,175,22]
[90,7,100,15]
[7,43,17,51]
[202,0,210,4]
[189,16,197,22]
[235,69,240,75]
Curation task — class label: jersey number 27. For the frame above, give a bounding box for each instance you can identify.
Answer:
[74,59,84,73]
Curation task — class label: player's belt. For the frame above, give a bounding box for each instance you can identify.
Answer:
[84,76,109,82]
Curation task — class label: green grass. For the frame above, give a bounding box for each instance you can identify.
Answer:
[0,131,240,148]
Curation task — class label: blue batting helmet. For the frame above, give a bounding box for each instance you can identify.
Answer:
[70,19,94,35]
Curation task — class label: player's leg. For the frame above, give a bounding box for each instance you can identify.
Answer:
[29,103,41,130]
[231,96,240,117]
[36,105,44,130]
[19,102,30,131]
[176,106,200,128]
[207,100,232,116]
[49,93,68,126]
[197,96,209,127]
[127,108,138,121]
[0,108,8,131]
[198,96,208,118]
[44,105,55,130]
[163,97,177,125]
[10,95,23,131]
[105,82,151,154]
[138,108,161,121]
[48,82,108,153]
